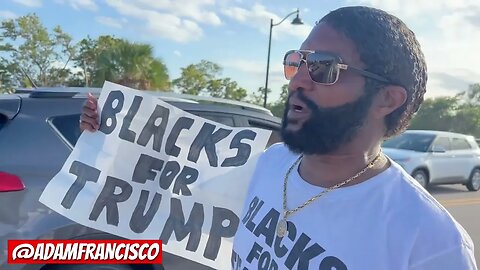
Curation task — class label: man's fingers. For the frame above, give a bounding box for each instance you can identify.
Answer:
[83,93,98,111]
[82,106,98,118]
[80,113,98,126]
[80,114,99,129]
[80,121,95,132]
[88,93,98,105]
[80,94,100,132]
[83,99,97,110]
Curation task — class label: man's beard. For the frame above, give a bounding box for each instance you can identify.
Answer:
[281,89,374,155]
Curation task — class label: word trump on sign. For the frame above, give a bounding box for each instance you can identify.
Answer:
[40,81,271,269]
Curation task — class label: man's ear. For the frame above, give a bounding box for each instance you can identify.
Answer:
[372,85,407,119]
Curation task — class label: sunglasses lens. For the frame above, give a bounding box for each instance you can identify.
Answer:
[283,51,340,84]
[283,51,302,80]
[306,53,338,84]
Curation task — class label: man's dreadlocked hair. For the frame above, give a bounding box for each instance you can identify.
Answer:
[319,6,427,137]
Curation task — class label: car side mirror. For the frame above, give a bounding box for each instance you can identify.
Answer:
[430,145,446,153]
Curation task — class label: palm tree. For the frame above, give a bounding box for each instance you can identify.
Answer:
[92,38,170,90]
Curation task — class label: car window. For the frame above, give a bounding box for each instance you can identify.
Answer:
[432,137,451,151]
[48,111,264,148]
[382,133,435,152]
[467,137,479,149]
[248,119,282,147]
[190,112,235,127]
[451,137,471,150]
[0,114,6,132]
[49,114,82,147]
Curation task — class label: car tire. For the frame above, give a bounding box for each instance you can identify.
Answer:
[412,169,429,189]
[466,168,480,191]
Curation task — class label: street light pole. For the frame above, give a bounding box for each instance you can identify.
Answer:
[263,8,303,108]
[264,19,274,108]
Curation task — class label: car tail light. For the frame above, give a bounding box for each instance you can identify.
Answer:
[0,172,25,192]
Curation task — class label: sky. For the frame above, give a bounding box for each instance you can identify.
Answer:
[1,0,480,103]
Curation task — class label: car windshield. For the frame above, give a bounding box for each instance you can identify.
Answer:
[382,133,435,152]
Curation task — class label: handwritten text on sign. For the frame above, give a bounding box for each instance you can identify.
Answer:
[40,81,271,269]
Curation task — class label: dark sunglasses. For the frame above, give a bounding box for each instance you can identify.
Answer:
[283,50,391,85]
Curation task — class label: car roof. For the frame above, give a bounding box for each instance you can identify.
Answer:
[0,94,22,119]
[15,87,269,111]
[11,87,281,124]
[405,129,475,138]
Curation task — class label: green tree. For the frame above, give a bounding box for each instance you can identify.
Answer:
[173,60,221,95]
[450,104,480,136]
[269,84,289,117]
[456,83,480,105]
[148,59,170,91]
[249,87,271,106]
[249,84,288,117]
[75,36,170,90]
[66,70,86,87]
[0,60,18,93]
[87,36,122,87]
[72,36,100,87]
[90,37,170,91]
[0,13,76,89]
[451,83,480,137]
[409,97,458,131]
[173,60,248,100]
[206,77,247,101]
[408,84,480,137]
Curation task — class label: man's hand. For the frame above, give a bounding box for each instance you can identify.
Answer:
[80,93,100,132]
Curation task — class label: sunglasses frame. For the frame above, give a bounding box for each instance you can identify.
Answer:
[283,50,391,85]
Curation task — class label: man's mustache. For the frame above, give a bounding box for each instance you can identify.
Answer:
[288,88,319,113]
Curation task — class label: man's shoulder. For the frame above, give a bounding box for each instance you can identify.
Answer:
[386,166,473,248]
[395,182,476,265]
[251,143,300,179]
[263,142,290,154]
[260,143,300,164]
[389,168,454,224]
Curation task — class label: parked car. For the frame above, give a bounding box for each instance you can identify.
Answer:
[0,87,282,270]
[382,130,480,191]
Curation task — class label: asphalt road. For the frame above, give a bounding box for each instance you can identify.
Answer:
[431,184,480,266]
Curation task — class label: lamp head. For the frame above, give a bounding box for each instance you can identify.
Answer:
[291,9,304,25]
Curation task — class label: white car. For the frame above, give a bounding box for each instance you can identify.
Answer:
[382,130,480,191]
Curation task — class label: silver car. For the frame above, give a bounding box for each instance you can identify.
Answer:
[382,130,480,191]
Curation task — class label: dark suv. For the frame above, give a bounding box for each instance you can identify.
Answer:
[0,87,281,270]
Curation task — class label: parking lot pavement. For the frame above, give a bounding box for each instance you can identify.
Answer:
[431,185,480,266]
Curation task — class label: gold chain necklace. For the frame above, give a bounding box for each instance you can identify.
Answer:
[276,151,383,237]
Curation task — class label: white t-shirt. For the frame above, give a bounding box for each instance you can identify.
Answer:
[232,143,477,270]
